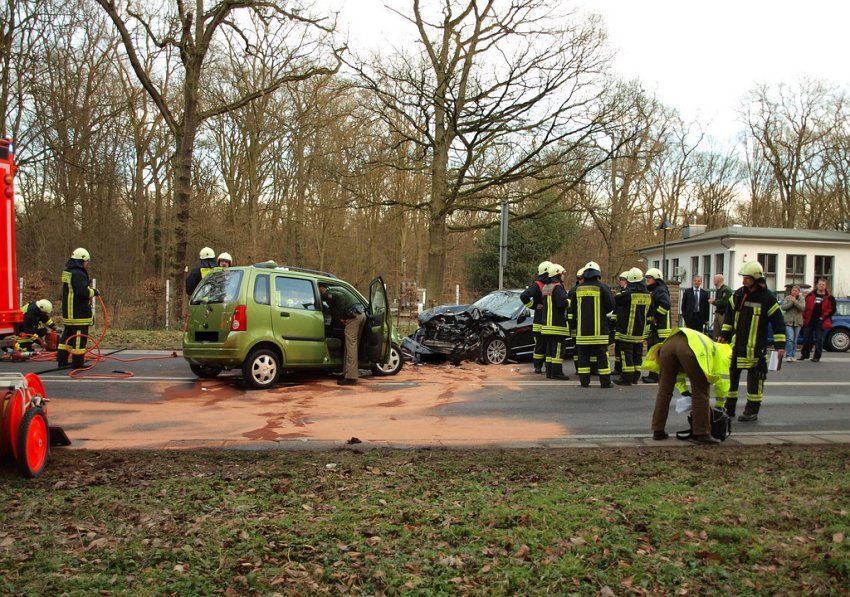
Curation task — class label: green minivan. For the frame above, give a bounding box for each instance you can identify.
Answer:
[182,262,403,389]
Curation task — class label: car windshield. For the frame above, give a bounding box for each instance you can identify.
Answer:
[191,270,244,305]
[471,292,522,318]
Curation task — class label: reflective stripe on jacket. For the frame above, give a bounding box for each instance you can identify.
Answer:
[61,259,94,326]
[720,284,785,368]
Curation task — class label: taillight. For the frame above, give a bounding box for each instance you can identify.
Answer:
[231,305,247,331]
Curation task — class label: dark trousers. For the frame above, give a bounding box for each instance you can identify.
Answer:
[57,324,89,367]
[615,340,643,377]
[728,361,765,403]
[533,332,546,369]
[800,324,825,360]
[651,333,711,435]
[576,343,611,386]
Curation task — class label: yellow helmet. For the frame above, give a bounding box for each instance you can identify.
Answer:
[36,299,53,313]
[199,247,215,259]
[538,260,553,275]
[627,267,644,283]
[71,247,90,261]
[645,268,663,281]
[738,261,765,279]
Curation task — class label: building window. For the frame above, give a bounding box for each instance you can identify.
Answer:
[715,253,725,279]
[690,256,699,280]
[757,253,778,291]
[785,254,806,287]
[814,255,834,288]
[672,258,681,281]
[703,255,711,280]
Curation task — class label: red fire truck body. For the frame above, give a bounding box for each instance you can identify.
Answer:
[0,139,20,336]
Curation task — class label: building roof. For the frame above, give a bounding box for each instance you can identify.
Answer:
[639,226,850,252]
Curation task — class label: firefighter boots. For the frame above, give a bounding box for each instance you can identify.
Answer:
[723,397,738,418]
[738,400,760,423]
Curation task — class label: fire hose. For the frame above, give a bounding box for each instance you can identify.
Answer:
[2,294,179,377]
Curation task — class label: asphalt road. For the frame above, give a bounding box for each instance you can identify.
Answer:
[4,348,850,449]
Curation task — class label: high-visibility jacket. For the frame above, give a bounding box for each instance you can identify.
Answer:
[720,284,785,368]
[643,327,732,398]
[613,281,651,343]
[520,274,549,334]
[539,277,569,336]
[647,279,672,340]
[61,258,95,326]
[186,258,218,296]
[568,279,615,345]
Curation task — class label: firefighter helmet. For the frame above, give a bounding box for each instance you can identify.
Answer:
[217,252,232,264]
[71,247,90,261]
[547,263,565,277]
[582,268,601,280]
[645,267,663,281]
[537,260,553,275]
[576,266,587,278]
[738,261,765,279]
[627,267,644,283]
[584,261,601,271]
[618,271,629,280]
[199,247,215,260]
[36,299,53,313]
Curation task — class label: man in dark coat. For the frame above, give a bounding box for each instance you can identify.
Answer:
[681,275,710,331]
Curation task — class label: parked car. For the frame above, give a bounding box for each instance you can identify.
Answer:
[402,289,576,365]
[182,262,402,389]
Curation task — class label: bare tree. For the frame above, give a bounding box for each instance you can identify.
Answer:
[355,0,635,303]
[94,0,343,309]
[689,147,742,229]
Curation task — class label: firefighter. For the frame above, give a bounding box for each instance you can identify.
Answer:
[57,248,98,369]
[617,271,629,292]
[613,267,651,385]
[641,267,671,383]
[610,270,630,376]
[217,252,233,268]
[15,299,58,351]
[186,247,217,296]
[520,260,552,373]
[539,263,570,380]
[568,262,615,388]
[716,261,786,422]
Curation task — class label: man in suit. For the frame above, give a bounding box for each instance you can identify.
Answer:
[681,275,710,331]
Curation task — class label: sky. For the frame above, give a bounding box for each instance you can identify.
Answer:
[330,0,850,147]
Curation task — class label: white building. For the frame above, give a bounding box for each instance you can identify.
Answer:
[637,225,850,297]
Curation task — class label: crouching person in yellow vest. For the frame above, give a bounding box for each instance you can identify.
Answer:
[643,327,732,445]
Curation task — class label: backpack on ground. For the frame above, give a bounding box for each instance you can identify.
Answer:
[676,407,731,442]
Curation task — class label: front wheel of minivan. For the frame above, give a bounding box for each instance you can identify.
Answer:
[371,343,404,376]
[242,348,280,389]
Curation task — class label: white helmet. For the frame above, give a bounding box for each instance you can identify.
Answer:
[547,263,565,277]
[618,271,629,280]
[576,266,587,278]
[538,260,553,275]
[199,247,216,259]
[217,252,232,264]
[739,261,765,279]
[627,267,644,283]
[36,299,53,313]
[71,247,90,261]
[584,261,601,271]
[645,267,663,281]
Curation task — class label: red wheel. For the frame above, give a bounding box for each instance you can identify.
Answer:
[16,407,50,478]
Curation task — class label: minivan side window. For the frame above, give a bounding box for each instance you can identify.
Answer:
[190,270,244,305]
[275,277,316,310]
[254,274,270,305]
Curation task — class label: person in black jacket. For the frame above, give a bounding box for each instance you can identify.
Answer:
[717,261,786,422]
[15,299,57,351]
[641,268,672,383]
[520,260,551,374]
[681,275,710,331]
[612,268,651,386]
[57,248,99,369]
[186,247,217,296]
[539,264,570,380]
[568,262,615,388]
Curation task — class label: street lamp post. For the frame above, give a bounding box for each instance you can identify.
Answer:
[656,219,675,280]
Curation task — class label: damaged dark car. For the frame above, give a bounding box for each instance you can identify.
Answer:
[402,289,575,365]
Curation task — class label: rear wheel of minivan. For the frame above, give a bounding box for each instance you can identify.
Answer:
[242,348,280,389]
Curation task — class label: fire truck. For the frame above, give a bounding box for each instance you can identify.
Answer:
[0,138,67,477]
[0,138,20,336]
